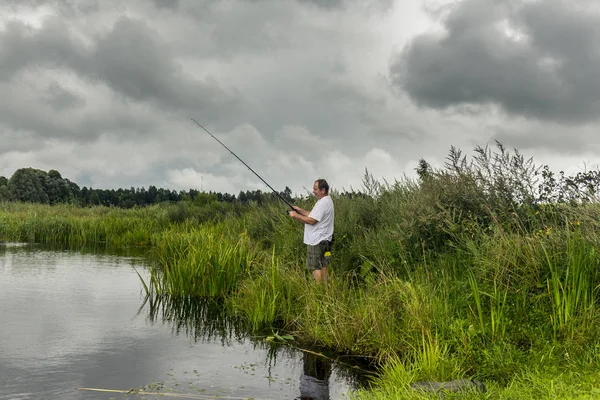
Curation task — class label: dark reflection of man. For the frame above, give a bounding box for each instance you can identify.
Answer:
[296,351,332,400]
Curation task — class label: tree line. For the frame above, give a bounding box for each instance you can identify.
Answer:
[0,168,294,208]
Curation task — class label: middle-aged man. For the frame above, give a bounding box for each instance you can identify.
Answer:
[288,179,334,282]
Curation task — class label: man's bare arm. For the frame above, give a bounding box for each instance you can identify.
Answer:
[292,206,310,217]
[289,211,317,225]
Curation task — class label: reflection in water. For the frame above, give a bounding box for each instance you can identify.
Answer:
[31,242,152,258]
[141,293,372,399]
[142,295,245,345]
[298,351,332,400]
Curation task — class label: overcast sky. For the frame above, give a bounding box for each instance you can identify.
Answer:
[1,0,599,196]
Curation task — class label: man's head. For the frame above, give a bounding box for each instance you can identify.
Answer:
[312,179,329,199]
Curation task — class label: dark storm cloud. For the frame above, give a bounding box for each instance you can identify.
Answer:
[309,77,388,132]
[298,0,393,11]
[298,0,345,7]
[91,17,236,116]
[151,0,181,10]
[0,86,161,142]
[1,0,100,9]
[43,83,85,110]
[0,15,240,129]
[390,0,600,124]
[0,18,89,81]
[492,125,588,155]
[2,0,512,194]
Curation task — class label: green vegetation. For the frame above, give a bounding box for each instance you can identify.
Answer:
[148,223,260,297]
[2,142,600,399]
[0,202,163,247]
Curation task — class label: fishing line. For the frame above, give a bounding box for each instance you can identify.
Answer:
[190,118,295,211]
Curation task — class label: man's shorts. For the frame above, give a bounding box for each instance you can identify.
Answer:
[305,241,331,270]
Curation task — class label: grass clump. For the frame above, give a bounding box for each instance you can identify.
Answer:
[146,223,260,297]
[228,250,303,332]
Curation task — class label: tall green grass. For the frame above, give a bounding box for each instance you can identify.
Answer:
[350,355,600,399]
[0,201,243,248]
[543,226,599,340]
[146,223,260,297]
[229,249,302,332]
[0,203,166,247]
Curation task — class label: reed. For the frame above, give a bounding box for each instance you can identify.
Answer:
[543,225,599,339]
[0,202,164,247]
[228,249,302,332]
[350,361,600,399]
[146,224,260,297]
[467,272,509,342]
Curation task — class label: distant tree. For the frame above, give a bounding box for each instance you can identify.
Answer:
[221,192,236,202]
[279,186,293,203]
[246,189,265,204]
[147,185,158,204]
[48,169,62,180]
[44,170,72,204]
[156,188,171,202]
[188,189,200,200]
[9,168,49,203]
[0,185,10,201]
[89,189,100,205]
[80,186,90,206]
[137,187,148,206]
[4,167,254,208]
[67,180,80,201]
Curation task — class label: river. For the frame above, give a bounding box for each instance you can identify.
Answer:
[0,243,363,400]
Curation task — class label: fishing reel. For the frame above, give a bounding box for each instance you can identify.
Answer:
[286,206,298,215]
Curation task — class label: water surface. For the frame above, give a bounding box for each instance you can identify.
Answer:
[0,244,361,399]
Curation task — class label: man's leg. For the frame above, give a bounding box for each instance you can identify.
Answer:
[307,245,320,281]
[307,243,329,283]
[313,267,328,283]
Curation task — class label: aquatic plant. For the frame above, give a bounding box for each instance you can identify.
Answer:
[147,224,260,297]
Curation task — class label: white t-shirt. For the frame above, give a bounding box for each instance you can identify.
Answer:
[303,195,334,245]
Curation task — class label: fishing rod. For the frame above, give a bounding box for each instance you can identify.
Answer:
[190,118,296,211]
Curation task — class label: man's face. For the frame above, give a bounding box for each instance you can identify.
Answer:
[312,182,325,199]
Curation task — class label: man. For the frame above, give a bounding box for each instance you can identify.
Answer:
[288,179,334,282]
